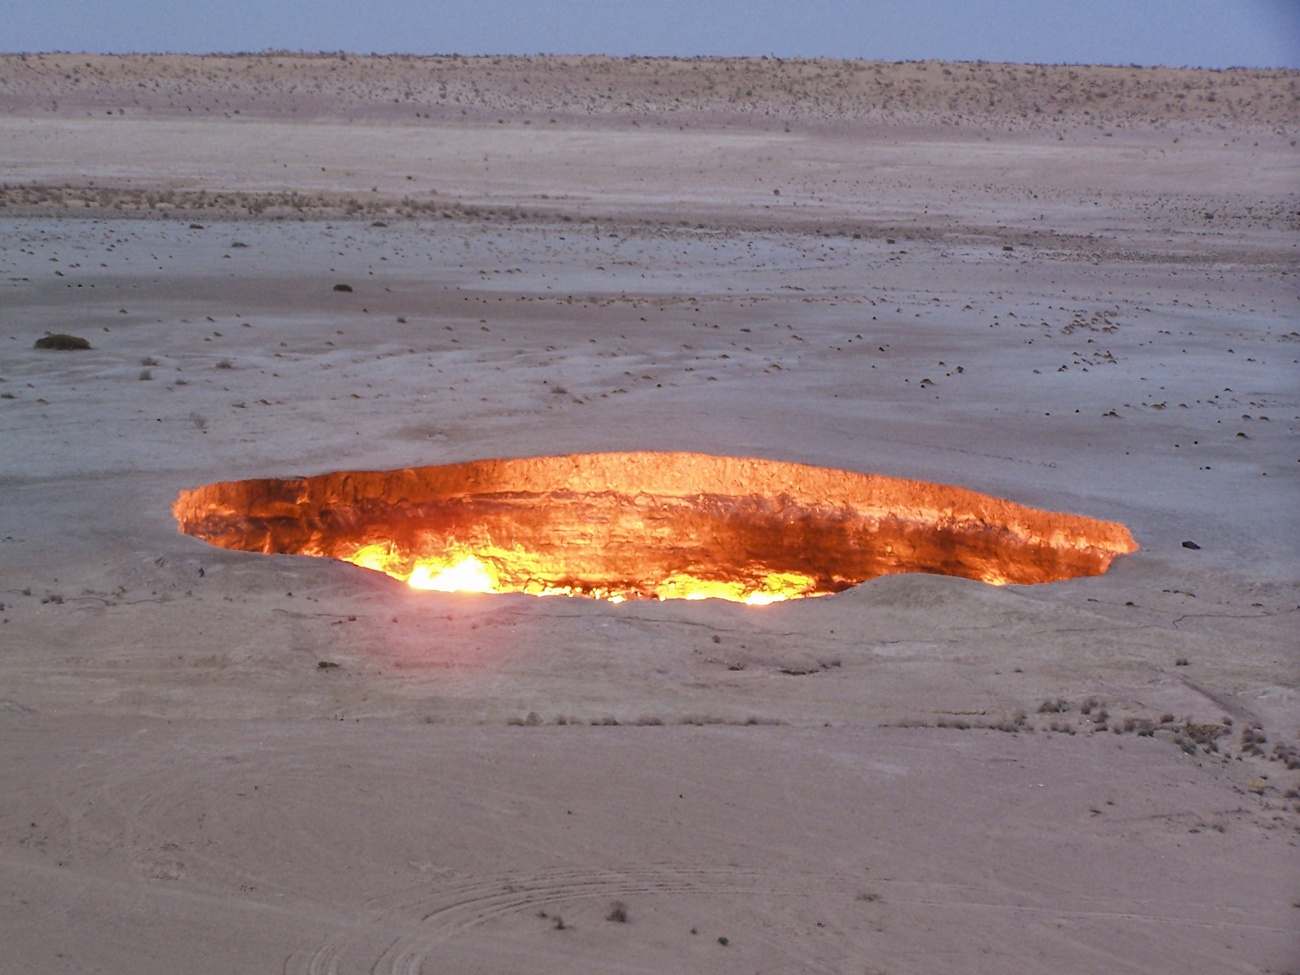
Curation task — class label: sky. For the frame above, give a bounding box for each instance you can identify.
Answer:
[2,0,1298,69]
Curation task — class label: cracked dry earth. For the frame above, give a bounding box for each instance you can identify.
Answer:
[1,54,1298,975]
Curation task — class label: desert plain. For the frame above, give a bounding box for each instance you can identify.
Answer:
[0,54,1298,973]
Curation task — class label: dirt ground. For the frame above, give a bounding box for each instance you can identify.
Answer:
[1,54,1297,974]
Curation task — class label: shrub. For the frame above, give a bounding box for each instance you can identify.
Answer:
[34,333,90,350]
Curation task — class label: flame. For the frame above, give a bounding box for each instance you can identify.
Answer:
[653,571,820,605]
[345,543,504,594]
[409,555,498,593]
[340,543,820,604]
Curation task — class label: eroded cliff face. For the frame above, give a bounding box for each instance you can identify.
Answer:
[173,452,1139,603]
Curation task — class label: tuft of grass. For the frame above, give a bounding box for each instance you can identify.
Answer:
[990,712,1028,733]
[606,901,628,923]
[34,333,91,350]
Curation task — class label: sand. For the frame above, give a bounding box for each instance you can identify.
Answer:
[0,54,1297,974]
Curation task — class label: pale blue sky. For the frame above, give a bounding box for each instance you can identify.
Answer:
[3,0,1297,68]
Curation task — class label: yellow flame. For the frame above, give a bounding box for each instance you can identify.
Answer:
[347,543,399,574]
[409,555,498,593]
[340,543,820,604]
[653,571,820,604]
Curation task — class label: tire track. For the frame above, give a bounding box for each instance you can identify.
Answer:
[287,863,839,975]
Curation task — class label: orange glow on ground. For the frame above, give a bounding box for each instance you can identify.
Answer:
[173,452,1138,603]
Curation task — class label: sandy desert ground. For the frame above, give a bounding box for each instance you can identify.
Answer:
[1,54,1298,974]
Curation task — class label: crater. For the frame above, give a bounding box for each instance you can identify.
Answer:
[172,452,1138,604]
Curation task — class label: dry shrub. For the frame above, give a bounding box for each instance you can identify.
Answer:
[34,333,91,350]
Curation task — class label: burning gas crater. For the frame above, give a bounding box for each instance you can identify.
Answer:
[173,452,1138,605]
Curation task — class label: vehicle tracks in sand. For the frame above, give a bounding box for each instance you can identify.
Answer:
[285,862,838,975]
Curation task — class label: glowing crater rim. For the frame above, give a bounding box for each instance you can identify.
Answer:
[172,452,1140,604]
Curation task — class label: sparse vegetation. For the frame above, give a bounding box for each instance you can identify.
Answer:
[884,701,1280,766]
